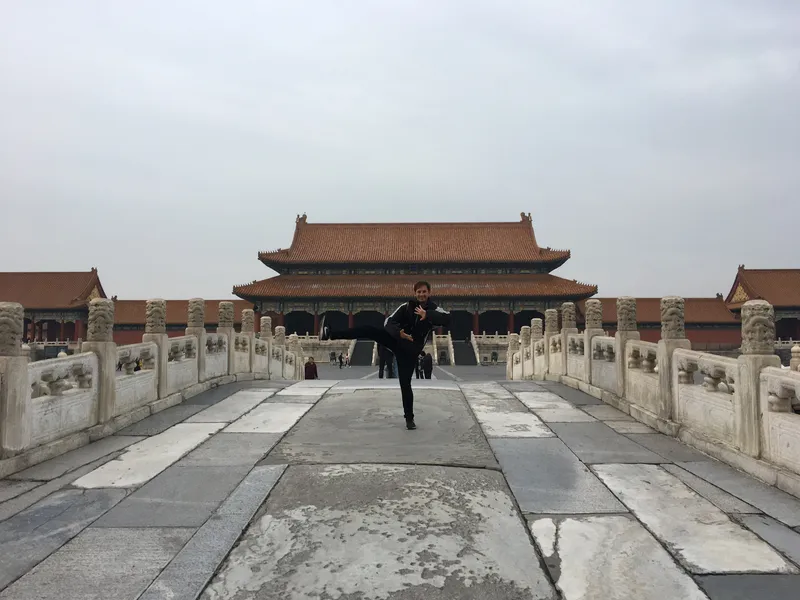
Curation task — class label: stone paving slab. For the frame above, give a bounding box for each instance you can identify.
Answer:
[177,433,282,467]
[529,515,708,599]
[738,515,800,566]
[0,488,126,591]
[678,461,800,527]
[626,433,713,462]
[0,451,130,522]
[265,394,324,404]
[697,574,800,600]
[0,527,194,600]
[462,389,554,438]
[116,404,207,436]
[138,465,286,600]
[500,382,547,392]
[201,464,556,599]
[185,389,274,422]
[579,405,634,421]
[490,438,626,514]
[514,392,598,423]
[182,383,247,406]
[662,464,761,515]
[0,481,40,504]
[593,464,796,574]
[604,420,654,434]
[8,436,145,481]
[93,465,250,528]
[73,423,224,489]
[332,379,460,390]
[548,423,663,463]
[263,389,498,469]
[538,383,604,405]
[224,402,313,433]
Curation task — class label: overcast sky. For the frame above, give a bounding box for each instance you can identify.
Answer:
[2,1,798,301]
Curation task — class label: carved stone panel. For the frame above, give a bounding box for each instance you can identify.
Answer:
[519,326,531,346]
[0,302,24,356]
[741,300,775,355]
[561,302,577,330]
[545,309,558,334]
[218,302,235,328]
[145,299,167,334]
[241,309,255,333]
[585,299,603,330]
[531,318,543,340]
[187,298,205,328]
[88,298,114,342]
[660,296,685,339]
[616,297,637,332]
[260,316,273,340]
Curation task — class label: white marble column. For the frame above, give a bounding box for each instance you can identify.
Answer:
[614,297,640,397]
[583,299,605,385]
[657,297,692,422]
[81,298,117,422]
[0,302,30,457]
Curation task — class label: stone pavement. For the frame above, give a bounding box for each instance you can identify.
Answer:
[2,376,800,599]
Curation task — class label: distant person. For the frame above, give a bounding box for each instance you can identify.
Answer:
[338,353,344,369]
[304,357,318,380]
[320,281,450,430]
[422,352,433,379]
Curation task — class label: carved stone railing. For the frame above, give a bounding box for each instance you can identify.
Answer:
[115,342,158,415]
[230,332,252,374]
[566,333,584,380]
[533,339,547,377]
[28,352,99,446]
[625,340,660,415]
[673,349,739,449]
[204,333,228,379]
[627,340,659,374]
[253,338,269,373]
[165,335,199,396]
[590,336,616,393]
[760,367,800,475]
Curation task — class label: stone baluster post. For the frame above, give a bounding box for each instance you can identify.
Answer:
[274,326,286,348]
[737,300,781,457]
[241,309,255,372]
[260,316,273,378]
[519,325,532,380]
[217,301,235,375]
[0,302,31,457]
[142,299,169,398]
[790,345,800,372]
[81,298,117,422]
[185,298,206,382]
[288,333,304,379]
[583,299,604,385]
[656,296,692,423]
[614,297,640,397]
[544,309,559,377]
[561,302,578,377]
[506,333,520,380]
[531,318,543,378]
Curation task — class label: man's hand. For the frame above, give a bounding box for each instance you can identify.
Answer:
[400,331,414,342]
[414,306,427,320]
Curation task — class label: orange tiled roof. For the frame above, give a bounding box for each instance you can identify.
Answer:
[0,270,106,310]
[114,300,253,325]
[578,297,737,324]
[725,267,800,309]
[259,214,570,266]
[234,274,597,300]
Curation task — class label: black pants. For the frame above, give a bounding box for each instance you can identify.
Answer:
[331,326,417,419]
[378,353,394,379]
[423,368,432,379]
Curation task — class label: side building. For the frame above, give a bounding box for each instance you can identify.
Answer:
[233,213,598,338]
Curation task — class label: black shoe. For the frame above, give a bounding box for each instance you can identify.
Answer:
[319,315,330,341]
[406,418,416,430]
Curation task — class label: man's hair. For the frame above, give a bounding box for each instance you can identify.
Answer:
[413,281,430,291]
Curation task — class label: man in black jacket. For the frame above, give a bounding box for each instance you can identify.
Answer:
[320,281,450,429]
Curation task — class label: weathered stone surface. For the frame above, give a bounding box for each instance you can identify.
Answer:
[0,480,39,503]
[0,302,24,356]
[678,461,800,527]
[625,433,712,463]
[0,527,193,600]
[561,302,577,330]
[73,423,224,489]
[660,296,685,339]
[186,389,274,423]
[87,298,114,342]
[178,433,281,467]
[697,575,800,600]
[514,392,596,422]
[93,465,249,527]
[8,436,144,481]
[584,299,603,330]
[138,466,286,600]
[580,405,634,421]
[739,514,800,566]
[616,297,637,332]
[530,516,707,600]
[536,382,604,405]
[241,309,255,333]
[545,309,558,333]
[265,389,498,469]
[548,423,663,463]
[604,420,655,434]
[187,298,204,328]
[201,464,556,600]
[741,299,776,355]
[0,488,126,590]
[593,464,796,574]
[530,318,543,340]
[490,438,625,514]
[225,402,312,434]
[661,464,760,514]
[462,385,554,438]
[259,316,272,340]
[117,404,206,436]
[218,301,235,329]
[500,381,546,392]
[145,299,167,334]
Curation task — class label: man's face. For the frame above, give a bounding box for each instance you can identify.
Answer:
[414,285,430,304]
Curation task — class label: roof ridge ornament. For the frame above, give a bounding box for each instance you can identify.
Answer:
[520,212,532,222]
[296,213,308,225]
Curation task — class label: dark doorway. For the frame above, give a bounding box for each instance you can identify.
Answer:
[285,311,314,336]
[479,310,509,335]
[448,310,473,340]
[514,310,545,333]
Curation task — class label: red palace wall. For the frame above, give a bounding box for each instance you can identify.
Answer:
[604,326,741,350]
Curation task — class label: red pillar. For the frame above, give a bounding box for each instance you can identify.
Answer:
[348,312,354,328]
[507,312,515,334]
[75,319,83,340]
[276,312,284,327]
[59,320,65,341]
[313,312,319,335]
[28,320,35,341]
[473,311,480,335]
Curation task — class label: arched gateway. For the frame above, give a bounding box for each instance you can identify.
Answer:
[233,213,597,336]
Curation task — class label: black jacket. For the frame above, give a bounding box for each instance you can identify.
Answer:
[384,299,450,354]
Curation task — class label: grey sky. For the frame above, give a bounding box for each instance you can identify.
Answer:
[2,1,798,301]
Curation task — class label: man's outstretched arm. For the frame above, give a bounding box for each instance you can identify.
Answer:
[384,302,409,339]
[427,305,451,326]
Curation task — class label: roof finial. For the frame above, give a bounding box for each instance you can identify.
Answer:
[296,213,307,225]
[520,212,532,222]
